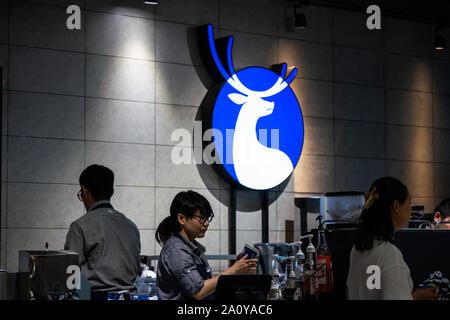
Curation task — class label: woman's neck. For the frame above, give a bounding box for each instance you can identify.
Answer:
[179,229,195,243]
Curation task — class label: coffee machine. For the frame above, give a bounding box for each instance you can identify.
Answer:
[19,250,79,300]
[321,192,365,229]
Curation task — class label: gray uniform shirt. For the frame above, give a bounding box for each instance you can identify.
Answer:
[64,201,141,293]
[156,233,212,300]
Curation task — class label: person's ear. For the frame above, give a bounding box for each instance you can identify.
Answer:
[111,188,115,198]
[177,213,186,226]
[392,200,400,215]
[434,212,441,223]
[81,185,89,197]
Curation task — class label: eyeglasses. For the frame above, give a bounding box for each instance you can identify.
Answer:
[77,189,83,201]
[191,213,214,224]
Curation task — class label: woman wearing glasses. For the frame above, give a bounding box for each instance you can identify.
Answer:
[155,190,258,300]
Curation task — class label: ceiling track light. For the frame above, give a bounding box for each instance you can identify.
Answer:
[144,1,158,5]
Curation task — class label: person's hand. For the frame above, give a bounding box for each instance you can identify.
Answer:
[412,286,440,300]
[228,254,258,275]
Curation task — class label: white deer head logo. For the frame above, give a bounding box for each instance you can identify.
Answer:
[206,25,300,190]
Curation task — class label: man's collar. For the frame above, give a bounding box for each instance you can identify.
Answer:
[174,232,206,256]
[87,200,112,212]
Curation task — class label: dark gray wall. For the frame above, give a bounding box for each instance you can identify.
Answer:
[0,0,449,272]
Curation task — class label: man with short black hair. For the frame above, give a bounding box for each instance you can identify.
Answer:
[65,164,141,299]
[434,198,450,229]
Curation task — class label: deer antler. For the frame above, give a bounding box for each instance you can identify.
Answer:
[207,25,298,98]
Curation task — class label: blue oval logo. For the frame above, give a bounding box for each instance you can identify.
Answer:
[202,25,304,190]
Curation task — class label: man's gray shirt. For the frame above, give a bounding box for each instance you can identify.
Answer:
[64,201,141,293]
[156,233,211,300]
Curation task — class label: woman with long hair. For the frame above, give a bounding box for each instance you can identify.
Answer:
[346,177,439,300]
[155,190,258,300]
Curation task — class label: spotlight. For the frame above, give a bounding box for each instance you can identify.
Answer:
[294,5,307,29]
[435,32,445,50]
[144,1,158,5]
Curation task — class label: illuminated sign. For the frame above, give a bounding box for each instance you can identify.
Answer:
[199,25,304,190]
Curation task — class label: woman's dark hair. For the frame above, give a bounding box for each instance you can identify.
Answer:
[155,216,175,247]
[155,190,214,246]
[354,176,409,251]
[434,198,450,219]
[79,164,114,201]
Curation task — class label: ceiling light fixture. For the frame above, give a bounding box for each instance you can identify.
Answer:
[435,30,445,50]
[294,3,307,29]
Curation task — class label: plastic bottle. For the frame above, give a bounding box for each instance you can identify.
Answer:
[286,257,297,300]
[289,241,304,300]
[289,241,305,277]
[268,254,283,300]
[316,226,334,300]
[301,234,317,301]
[280,257,296,300]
